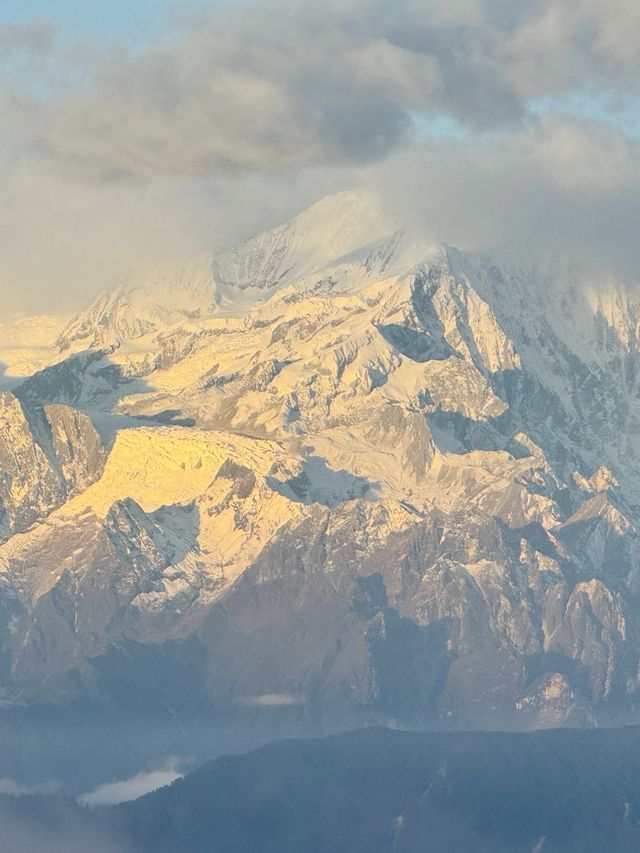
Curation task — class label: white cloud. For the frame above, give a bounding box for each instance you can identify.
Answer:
[0,777,59,796]
[2,0,640,315]
[364,115,640,279]
[236,693,306,707]
[7,0,640,184]
[78,759,184,807]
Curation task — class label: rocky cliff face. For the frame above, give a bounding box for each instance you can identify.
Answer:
[0,392,106,542]
[3,191,640,728]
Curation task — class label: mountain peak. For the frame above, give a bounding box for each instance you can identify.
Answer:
[56,257,216,351]
[211,189,393,302]
[6,189,640,726]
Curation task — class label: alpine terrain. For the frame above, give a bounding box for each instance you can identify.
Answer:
[3,189,640,731]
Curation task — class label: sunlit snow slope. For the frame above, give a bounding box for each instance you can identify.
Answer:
[2,190,640,728]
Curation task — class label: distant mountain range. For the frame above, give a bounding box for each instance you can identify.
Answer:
[4,725,640,852]
[3,189,640,729]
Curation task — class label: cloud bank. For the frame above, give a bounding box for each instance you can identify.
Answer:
[370,115,640,278]
[1,0,640,314]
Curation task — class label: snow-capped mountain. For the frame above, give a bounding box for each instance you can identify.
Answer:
[3,190,640,728]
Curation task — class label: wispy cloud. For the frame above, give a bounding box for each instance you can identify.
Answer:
[236,693,306,707]
[0,777,60,796]
[0,794,128,852]
[78,758,184,807]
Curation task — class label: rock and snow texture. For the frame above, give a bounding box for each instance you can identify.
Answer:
[0,391,106,542]
[0,314,67,383]
[4,190,640,726]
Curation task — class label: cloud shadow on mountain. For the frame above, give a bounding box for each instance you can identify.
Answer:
[267,455,379,507]
[11,348,197,450]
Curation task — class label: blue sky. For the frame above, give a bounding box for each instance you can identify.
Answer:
[530,92,640,141]
[0,1,223,43]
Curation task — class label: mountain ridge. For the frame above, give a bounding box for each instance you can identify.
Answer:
[6,725,640,852]
[3,190,640,727]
